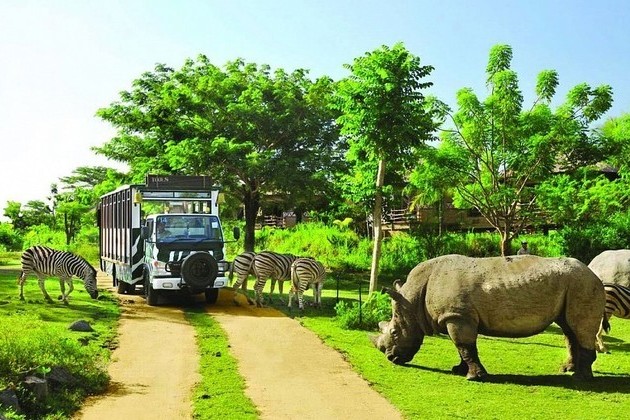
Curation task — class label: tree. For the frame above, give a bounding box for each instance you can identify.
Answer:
[95,56,343,251]
[334,43,437,293]
[425,44,613,255]
[3,200,54,232]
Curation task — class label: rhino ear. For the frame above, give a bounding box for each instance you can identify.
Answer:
[393,279,403,291]
[369,334,380,348]
[378,320,389,333]
[382,286,404,303]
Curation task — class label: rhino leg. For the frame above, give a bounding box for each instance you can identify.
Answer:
[446,321,488,381]
[453,344,488,381]
[556,319,596,380]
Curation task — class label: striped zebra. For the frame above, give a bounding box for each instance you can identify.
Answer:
[596,283,630,353]
[252,251,297,307]
[18,245,99,304]
[229,251,257,305]
[288,257,326,310]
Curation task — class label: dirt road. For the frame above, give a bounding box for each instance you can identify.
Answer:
[76,274,402,419]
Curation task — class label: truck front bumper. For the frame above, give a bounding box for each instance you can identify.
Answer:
[152,276,228,290]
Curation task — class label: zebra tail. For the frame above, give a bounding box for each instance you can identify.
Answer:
[603,313,611,334]
[228,261,234,284]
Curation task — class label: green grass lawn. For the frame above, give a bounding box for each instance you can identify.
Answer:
[0,262,120,419]
[4,255,629,420]
[270,273,630,420]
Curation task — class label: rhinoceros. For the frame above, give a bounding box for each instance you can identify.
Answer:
[588,249,630,288]
[371,254,606,381]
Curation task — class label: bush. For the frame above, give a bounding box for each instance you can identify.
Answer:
[380,233,423,275]
[21,225,67,250]
[334,291,392,331]
[0,223,22,251]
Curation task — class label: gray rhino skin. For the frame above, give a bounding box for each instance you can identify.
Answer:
[371,254,605,381]
[588,249,630,287]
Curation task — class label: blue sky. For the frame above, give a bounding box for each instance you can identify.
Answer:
[1,0,629,212]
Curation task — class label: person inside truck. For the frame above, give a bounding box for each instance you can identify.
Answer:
[157,221,171,238]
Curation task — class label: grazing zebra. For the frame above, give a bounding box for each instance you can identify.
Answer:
[18,245,99,304]
[288,257,326,310]
[229,251,257,305]
[252,251,297,307]
[596,283,630,353]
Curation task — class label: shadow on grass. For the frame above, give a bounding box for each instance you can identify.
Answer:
[404,363,630,392]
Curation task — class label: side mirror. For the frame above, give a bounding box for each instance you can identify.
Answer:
[140,226,150,240]
[233,227,241,241]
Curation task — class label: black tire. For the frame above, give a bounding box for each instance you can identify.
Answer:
[117,280,129,294]
[181,252,218,289]
[144,270,159,306]
[205,288,219,304]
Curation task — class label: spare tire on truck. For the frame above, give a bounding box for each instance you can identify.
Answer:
[181,252,218,289]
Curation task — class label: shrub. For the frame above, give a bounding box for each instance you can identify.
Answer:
[21,225,67,250]
[0,223,23,251]
[334,291,392,331]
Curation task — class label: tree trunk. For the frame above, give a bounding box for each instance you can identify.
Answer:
[369,159,386,294]
[499,226,512,256]
[243,189,260,252]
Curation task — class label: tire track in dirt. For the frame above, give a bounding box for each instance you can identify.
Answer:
[74,273,200,420]
[75,273,402,419]
[208,293,403,420]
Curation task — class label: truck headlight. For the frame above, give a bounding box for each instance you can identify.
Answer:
[217,261,229,273]
[153,260,170,276]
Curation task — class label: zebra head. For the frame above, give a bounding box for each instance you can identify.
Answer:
[83,267,99,299]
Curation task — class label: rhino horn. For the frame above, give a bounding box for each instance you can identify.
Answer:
[382,286,404,303]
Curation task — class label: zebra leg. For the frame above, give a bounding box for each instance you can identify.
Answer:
[288,286,295,308]
[61,277,74,304]
[298,280,308,311]
[254,277,267,308]
[596,315,610,353]
[314,282,322,308]
[277,280,285,304]
[232,274,255,306]
[37,274,54,303]
[268,278,277,303]
[58,277,66,301]
[18,271,26,300]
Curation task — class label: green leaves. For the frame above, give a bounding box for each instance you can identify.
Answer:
[535,70,559,102]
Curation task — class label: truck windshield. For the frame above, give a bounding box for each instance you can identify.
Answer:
[156,215,222,242]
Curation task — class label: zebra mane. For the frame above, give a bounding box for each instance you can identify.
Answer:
[61,248,96,275]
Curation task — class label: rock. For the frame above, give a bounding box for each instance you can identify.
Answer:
[24,376,48,400]
[0,388,20,413]
[48,366,78,387]
[68,320,94,332]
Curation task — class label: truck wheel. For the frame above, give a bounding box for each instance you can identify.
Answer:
[144,271,159,306]
[117,280,129,294]
[181,252,218,289]
[205,288,219,304]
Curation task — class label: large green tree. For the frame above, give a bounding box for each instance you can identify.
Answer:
[95,56,343,251]
[334,43,437,293]
[422,44,613,255]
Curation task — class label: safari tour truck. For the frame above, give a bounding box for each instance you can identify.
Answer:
[97,175,238,305]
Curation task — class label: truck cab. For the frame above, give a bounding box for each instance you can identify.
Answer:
[142,213,230,304]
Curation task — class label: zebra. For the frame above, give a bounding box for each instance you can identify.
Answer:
[596,283,629,353]
[252,251,297,307]
[288,257,326,311]
[229,251,257,305]
[18,245,99,304]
